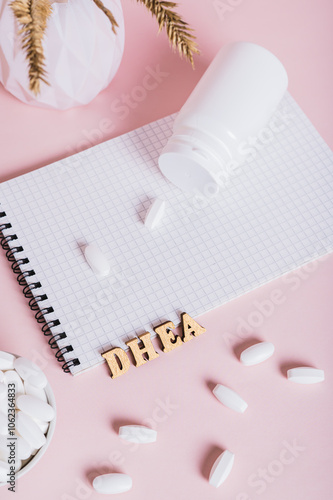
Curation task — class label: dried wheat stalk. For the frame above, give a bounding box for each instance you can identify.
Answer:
[136,1,199,67]
[10,0,52,95]
[92,0,119,34]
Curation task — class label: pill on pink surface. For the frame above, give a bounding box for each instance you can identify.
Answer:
[240,342,275,365]
[209,450,235,488]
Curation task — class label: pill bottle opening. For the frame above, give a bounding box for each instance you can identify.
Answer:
[158,151,219,195]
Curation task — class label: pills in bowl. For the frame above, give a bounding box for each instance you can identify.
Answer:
[0,352,55,484]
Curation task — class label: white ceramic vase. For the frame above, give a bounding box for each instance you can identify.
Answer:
[0,0,125,109]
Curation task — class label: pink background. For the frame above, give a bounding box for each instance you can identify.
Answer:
[1,0,332,498]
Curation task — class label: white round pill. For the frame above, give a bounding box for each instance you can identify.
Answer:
[209,450,235,488]
[92,473,133,494]
[213,384,248,413]
[16,412,46,450]
[144,199,166,230]
[84,244,110,277]
[240,342,275,366]
[14,357,47,389]
[119,425,157,444]
[287,367,325,384]
[16,395,55,423]
[0,352,15,371]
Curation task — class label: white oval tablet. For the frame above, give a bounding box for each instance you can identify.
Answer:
[93,473,133,494]
[14,357,47,389]
[32,418,49,434]
[17,395,55,423]
[16,412,46,449]
[240,342,275,366]
[119,425,157,444]
[209,450,235,488]
[144,199,166,230]
[287,367,325,384]
[213,384,248,413]
[84,244,110,277]
[0,413,7,435]
[0,382,6,401]
[0,352,15,370]
[24,382,47,402]
[16,435,33,460]
[4,370,25,397]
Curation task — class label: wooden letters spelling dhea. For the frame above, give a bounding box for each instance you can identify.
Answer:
[102,313,206,379]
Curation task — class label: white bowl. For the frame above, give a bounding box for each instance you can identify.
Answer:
[0,354,56,486]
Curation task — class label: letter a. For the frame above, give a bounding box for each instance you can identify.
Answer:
[102,347,130,379]
[181,313,206,343]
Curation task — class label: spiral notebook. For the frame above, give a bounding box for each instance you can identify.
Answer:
[0,92,332,375]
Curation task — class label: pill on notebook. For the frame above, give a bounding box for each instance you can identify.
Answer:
[287,367,325,384]
[16,412,47,449]
[119,425,157,443]
[3,370,25,397]
[16,395,55,423]
[209,449,235,488]
[144,199,166,229]
[84,244,110,277]
[14,357,47,389]
[24,381,47,402]
[213,384,248,413]
[0,351,15,370]
[240,342,275,366]
[92,473,133,494]
[16,435,33,460]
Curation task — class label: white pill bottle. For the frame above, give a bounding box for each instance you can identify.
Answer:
[158,42,288,194]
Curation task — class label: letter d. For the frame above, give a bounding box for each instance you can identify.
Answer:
[102,347,130,379]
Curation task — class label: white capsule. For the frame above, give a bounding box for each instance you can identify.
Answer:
[3,370,25,398]
[0,413,7,435]
[24,381,47,402]
[16,395,55,423]
[119,425,157,444]
[16,435,33,460]
[32,418,49,434]
[0,460,9,482]
[0,352,15,370]
[209,450,235,488]
[213,384,248,413]
[14,357,47,389]
[16,412,46,449]
[144,199,166,230]
[240,342,275,366]
[0,383,6,401]
[287,367,325,384]
[92,473,133,494]
[84,244,110,277]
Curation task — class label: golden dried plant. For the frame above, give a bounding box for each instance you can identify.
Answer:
[10,0,199,96]
[10,0,52,95]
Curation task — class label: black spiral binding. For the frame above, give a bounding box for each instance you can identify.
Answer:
[0,210,80,373]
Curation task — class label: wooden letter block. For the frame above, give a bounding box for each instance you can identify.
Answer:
[102,347,130,379]
[181,313,206,343]
[154,321,183,353]
[126,332,159,367]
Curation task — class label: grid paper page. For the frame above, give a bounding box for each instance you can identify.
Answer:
[1,92,332,375]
